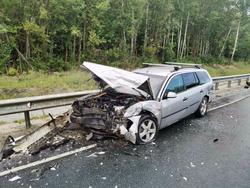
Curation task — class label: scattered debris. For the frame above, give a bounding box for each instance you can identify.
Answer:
[9,175,21,182]
[86,151,106,158]
[86,133,93,141]
[97,151,105,155]
[245,81,250,89]
[120,150,140,157]
[14,112,70,153]
[190,162,196,168]
[101,177,107,180]
[213,138,219,143]
[0,136,15,161]
[86,153,98,158]
[182,176,188,181]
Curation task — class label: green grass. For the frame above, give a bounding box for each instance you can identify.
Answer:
[0,70,97,100]
[0,62,250,100]
[204,62,250,77]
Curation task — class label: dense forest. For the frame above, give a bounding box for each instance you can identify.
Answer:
[0,0,250,74]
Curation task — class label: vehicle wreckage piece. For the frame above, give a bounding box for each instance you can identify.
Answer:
[13,112,70,153]
[83,62,153,98]
[0,136,15,161]
[70,89,143,143]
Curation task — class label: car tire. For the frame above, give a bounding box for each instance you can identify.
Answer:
[136,115,158,144]
[195,97,208,117]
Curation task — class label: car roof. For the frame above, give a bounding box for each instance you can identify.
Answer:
[134,66,206,77]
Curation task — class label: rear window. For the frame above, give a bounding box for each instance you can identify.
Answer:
[196,71,211,84]
[182,73,199,89]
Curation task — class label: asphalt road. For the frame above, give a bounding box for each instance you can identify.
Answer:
[1,97,250,188]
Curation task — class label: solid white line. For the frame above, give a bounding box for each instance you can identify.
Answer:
[208,94,250,112]
[0,144,97,177]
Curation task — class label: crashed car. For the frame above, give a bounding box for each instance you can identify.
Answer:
[70,62,214,144]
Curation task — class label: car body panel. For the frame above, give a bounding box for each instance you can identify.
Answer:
[83,62,153,98]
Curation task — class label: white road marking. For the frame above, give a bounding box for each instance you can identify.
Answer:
[0,144,96,177]
[208,94,250,112]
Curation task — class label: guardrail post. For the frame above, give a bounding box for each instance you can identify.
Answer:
[24,111,31,129]
[215,82,219,90]
[238,79,241,86]
[228,80,232,88]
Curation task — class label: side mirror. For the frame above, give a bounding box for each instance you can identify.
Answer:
[167,92,177,98]
[163,91,177,99]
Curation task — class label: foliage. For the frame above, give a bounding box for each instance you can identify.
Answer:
[0,0,250,74]
[7,67,19,76]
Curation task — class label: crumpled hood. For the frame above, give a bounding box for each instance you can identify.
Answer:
[82,62,153,98]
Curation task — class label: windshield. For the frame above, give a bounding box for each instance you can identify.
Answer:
[136,73,166,99]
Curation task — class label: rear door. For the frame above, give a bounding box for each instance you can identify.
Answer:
[182,72,203,115]
[160,74,189,128]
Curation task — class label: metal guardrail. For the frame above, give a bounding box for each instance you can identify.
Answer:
[213,74,250,90]
[0,90,98,128]
[0,74,250,129]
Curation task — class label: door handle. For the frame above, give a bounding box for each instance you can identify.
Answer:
[200,90,204,93]
[183,97,188,101]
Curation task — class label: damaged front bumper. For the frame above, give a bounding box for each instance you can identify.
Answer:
[118,115,141,144]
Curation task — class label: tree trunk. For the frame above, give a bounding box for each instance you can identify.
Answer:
[143,2,149,56]
[219,26,232,58]
[5,33,33,69]
[162,34,166,62]
[121,0,127,49]
[65,44,68,64]
[231,20,240,62]
[83,21,86,51]
[171,27,174,47]
[181,12,189,59]
[199,39,203,56]
[77,37,82,65]
[25,32,30,58]
[130,10,135,57]
[73,35,76,62]
[177,20,182,58]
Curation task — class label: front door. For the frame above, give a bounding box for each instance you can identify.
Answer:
[160,74,189,129]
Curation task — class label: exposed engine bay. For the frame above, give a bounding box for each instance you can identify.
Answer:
[70,88,146,137]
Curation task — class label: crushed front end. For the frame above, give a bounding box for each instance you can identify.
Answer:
[70,88,146,143]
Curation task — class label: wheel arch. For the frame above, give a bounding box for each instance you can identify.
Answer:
[140,110,159,126]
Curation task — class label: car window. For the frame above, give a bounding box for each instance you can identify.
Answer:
[182,73,198,89]
[165,75,185,93]
[196,71,211,84]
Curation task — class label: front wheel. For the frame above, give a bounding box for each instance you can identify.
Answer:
[136,115,158,144]
[196,97,208,117]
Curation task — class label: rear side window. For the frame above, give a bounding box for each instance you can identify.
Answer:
[196,71,211,84]
[166,75,185,93]
[182,73,198,89]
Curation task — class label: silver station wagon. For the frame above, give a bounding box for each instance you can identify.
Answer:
[71,62,214,144]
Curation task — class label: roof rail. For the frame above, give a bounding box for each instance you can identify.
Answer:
[143,63,176,67]
[142,62,202,72]
[165,62,202,69]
